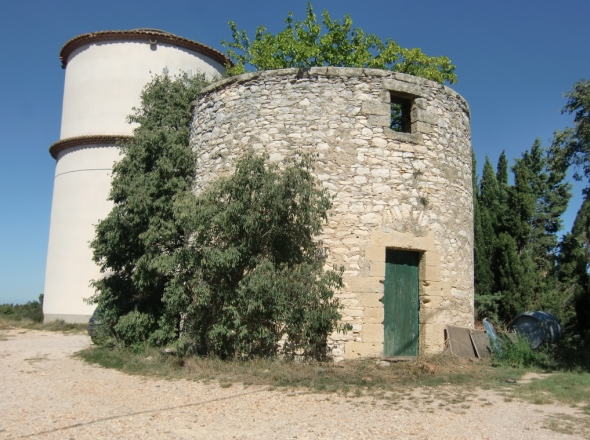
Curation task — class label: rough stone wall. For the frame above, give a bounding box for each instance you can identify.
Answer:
[190,67,474,360]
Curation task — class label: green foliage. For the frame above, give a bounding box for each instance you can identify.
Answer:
[0,294,44,323]
[496,151,509,187]
[550,79,590,347]
[508,140,570,251]
[472,152,490,317]
[496,151,510,230]
[495,232,535,318]
[168,153,347,359]
[89,73,210,346]
[551,79,590,188]
[474,141,572,323]
[222,3,457,84]
[90,73,345,358]
[492,333,555,369]
[479,158,501,224]
[113,310,156,350]
[389,103,404,132]
[474,79,590,352]
[495,142,564,319]
[474,158,501,320]
[0,305,14,315]
[557,199,590,343]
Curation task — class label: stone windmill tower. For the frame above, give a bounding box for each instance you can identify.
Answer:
[44,29,229,322]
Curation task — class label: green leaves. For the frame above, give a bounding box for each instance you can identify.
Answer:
[170,153,345,358]
[549,79,590,345]
[89,73,210,346]
[552,79,590,188]
[222,3,458,84]
[92,88,346,357]
[474,142,573,323]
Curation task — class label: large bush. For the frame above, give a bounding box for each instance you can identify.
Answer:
[90,73,346,357]
[168,153,347,359]
[89,73,210,346]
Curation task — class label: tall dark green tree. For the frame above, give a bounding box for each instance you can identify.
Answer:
[552,79,590,189]
[89,73,210,346]
[498,140,571,320]
[479,158,501,222]
[496,151,510,232]
[551,79,590,342]
[474,157,502,320]
[557,198,590,338]
[495,231,534,318]
[475,80,587,334]
[475,142,571,323]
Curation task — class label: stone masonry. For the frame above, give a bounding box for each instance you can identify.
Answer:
[190,67,474,361]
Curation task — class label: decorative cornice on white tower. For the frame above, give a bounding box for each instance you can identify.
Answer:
[59,29,228,139]
[59,29,231,69]
[44,30,227,323]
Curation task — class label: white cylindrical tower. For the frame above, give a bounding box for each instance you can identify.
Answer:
[44,29,229,322]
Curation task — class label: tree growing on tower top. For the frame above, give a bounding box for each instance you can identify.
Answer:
[222,2,458,84]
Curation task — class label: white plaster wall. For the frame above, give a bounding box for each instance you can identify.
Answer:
[46,35,226,322]
[60,41,225,139]
[44,145,120,321]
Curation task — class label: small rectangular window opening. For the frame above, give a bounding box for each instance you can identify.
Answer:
[390,93,413,133]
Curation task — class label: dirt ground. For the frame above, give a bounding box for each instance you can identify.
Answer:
[0,330,587,439]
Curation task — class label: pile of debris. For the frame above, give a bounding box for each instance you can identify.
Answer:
[445,311,562,359]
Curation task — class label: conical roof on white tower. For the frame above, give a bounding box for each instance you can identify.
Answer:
[44,29,228,323]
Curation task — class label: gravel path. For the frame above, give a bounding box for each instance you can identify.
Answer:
[0,330,586,439]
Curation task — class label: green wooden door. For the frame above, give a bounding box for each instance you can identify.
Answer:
[383,250,420,357]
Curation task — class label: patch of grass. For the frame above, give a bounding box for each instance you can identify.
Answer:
[543,413,590,438]
[0,315,86,333]
[76,346,524,397]
[492,333,557,369]
[75,343,590,414]
[508,372,590,411]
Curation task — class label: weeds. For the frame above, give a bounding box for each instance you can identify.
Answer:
[76,346,520,395]
[0,315,86,333]
[509,372,590,411]
[492,333,557,369]
[543,413,590,437]
[74,342,590,415]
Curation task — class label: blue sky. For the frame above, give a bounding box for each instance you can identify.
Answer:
[0,0,588,304]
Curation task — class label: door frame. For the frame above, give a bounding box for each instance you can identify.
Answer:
[382,248,423,359]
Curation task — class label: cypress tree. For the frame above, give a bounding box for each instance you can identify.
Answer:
[551,79,590,344]
[498,140,571,321]
[474,157,502,320]
[558,199,590,339]
[495,232,535,318]
[497,151,509,188]
[496,151,509,232]
[479,157,501,228]
[551,79,590,187]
